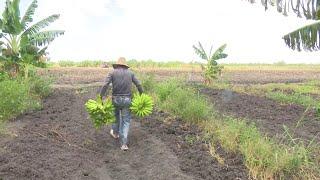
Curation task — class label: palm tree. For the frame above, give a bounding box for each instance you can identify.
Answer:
[193,42,228,84]
[0,0,64,75]
[246,0,320,51]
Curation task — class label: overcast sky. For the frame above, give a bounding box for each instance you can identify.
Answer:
[1,0,320,63]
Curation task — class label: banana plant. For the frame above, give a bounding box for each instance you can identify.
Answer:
[193,42,227,84]
[246,0,320,51]
[0,0,64,76]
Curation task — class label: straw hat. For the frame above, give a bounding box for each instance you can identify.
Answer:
[112,57,129,68]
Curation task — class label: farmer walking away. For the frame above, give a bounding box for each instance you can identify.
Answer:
[100,57,143,151]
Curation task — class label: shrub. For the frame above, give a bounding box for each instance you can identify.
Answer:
[266,91,316,107]
[155,79,181,102]
[0,71,9,81]
[25,76,52,98]
[0,80,41,122]
[162,87,211,123]
[140,73,156,93]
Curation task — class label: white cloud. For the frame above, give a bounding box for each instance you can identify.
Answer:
[1,0,319,63]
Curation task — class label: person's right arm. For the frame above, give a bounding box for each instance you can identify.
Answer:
[100,72,113,98]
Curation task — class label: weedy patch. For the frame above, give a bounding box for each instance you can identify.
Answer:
[184,134,197,145]
[75,88,89,95]
[203,117,319,179]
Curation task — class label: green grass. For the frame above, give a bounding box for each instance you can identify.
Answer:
[203,116,318,179]
[0,79,40,122]
[266,91,317,107]
[147,78,211,123]
[154,78,182,102]
[0,75,51,123]
[147,78,319,179]
[162,88,211,123]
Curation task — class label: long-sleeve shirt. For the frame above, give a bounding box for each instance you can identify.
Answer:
[100,68,143,97]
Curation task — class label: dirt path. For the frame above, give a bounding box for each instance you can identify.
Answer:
[0,87,248,180]
[200,87,320,143]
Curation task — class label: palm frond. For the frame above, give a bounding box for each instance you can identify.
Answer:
[22,14,60,36]
[247,0,320,20]
[211,44,228,61]
[0,19,3,29]
[193,42,208,60]
[38,46,48,56]
[1,0,23,34]
[283,20,320,51]
[21,0,38,28]
[198,42,209,60]
[28,30,64,46]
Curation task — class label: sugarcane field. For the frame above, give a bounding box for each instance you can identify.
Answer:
[1,0,320,180]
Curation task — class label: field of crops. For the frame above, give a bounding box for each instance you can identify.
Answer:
[0,65,319,179]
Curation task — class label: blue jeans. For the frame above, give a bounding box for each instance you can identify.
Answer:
[111,96,132,145]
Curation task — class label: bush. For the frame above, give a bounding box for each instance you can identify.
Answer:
[140,73,156,93]
[266,91,316,107]
[0,71,9,81]
[0,79,41,122]
[156,79,211,123]
[163,88,210,123]
[25,76,52,98]
[155,79,181,102]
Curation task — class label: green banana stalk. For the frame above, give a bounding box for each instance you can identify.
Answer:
[130,93,154,117]
[85,96,115,129]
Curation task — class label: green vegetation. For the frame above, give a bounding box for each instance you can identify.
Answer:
[48,60,320,73]
[85,96,115,128]
[193,42,228,84]
[144,77,319,179]
[0,0,64,76]
[130,93,154,117]
[246,0,320,51]
[0,0,59,129]
[155,78,182,102]
[204,117,318,179]
[266,91,317,107]
[139,73,155,93]
[162,87,211,123]
[54,60,104,67]
[0,74,51,123]
[49,59,201,70]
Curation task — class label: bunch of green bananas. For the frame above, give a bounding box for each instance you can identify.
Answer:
[85,96,115,129]
[130,93,154,117]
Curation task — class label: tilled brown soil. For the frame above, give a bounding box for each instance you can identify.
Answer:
[200,87,320,143]
[0,87,248,180]
[222,71,320,84]
[140,111,248,180]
